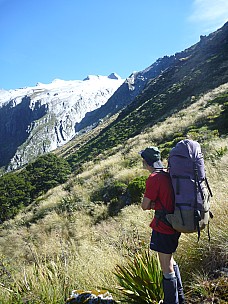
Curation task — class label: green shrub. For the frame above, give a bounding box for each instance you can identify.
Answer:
[90,181,127,203]
[25,153,71,198]
[186,126,219,142]
[0,153,71,223]
[0,171,34,222]
[108,198,127,216]
[127,176,147,203]
[86,202,109,224]
[160,147,171,160]
[55,195,83,214]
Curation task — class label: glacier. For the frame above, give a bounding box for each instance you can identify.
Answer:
[0,74,124,170]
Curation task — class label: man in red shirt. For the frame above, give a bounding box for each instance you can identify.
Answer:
[140,146,185,304]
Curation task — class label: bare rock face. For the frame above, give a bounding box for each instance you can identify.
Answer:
[0,75,124,170]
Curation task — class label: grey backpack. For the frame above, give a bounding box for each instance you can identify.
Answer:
[166,139,213,240]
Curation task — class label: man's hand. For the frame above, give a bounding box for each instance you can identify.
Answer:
[150,201,155,209]
[141,197,155,210]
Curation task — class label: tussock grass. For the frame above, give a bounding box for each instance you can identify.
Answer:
[0,205,151,303]
[0,85,228,303]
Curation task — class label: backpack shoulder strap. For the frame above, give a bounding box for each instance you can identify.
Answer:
[154,170,174,228]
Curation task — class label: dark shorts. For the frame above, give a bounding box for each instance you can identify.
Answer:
[150,230,181,254]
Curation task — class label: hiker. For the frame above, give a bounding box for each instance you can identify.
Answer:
[139,146,185,304]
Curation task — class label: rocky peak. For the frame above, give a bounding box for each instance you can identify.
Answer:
[108,73,121,80]
[0,75,124,170]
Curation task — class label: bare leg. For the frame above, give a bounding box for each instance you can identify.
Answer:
[157,252,174,273]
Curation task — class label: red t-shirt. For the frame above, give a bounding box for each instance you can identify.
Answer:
[144,171,176,234]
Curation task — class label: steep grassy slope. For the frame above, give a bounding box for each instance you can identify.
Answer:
[66,22,228,171]
[0,84,227,303]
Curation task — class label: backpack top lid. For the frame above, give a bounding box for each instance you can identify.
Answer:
[169,139,205,180]
[170,139,201,158]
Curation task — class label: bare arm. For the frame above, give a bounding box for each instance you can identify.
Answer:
[141,196,155,210]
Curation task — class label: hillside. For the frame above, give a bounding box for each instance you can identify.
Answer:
[0,23,227,304]
[66,21,228,171]
[0,82,227,303]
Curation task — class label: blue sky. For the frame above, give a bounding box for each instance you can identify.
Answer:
[0,0,228,90]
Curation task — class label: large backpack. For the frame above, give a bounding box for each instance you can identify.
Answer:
[165,139,213,240]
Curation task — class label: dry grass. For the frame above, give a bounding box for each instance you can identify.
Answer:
[0,84,228,303]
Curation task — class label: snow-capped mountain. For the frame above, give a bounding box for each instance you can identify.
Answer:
[0,73,124,170]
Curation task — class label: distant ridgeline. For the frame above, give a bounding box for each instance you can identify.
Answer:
[67,22,228,171]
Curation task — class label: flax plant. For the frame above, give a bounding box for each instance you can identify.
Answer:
[114,250,163,303]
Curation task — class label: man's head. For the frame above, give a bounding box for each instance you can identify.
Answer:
[139,146,163,169]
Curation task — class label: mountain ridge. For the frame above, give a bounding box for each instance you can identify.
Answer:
[75,22,228,134]
[0,74,124,170]
[66,22,228,170]
[1,22,228,172]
